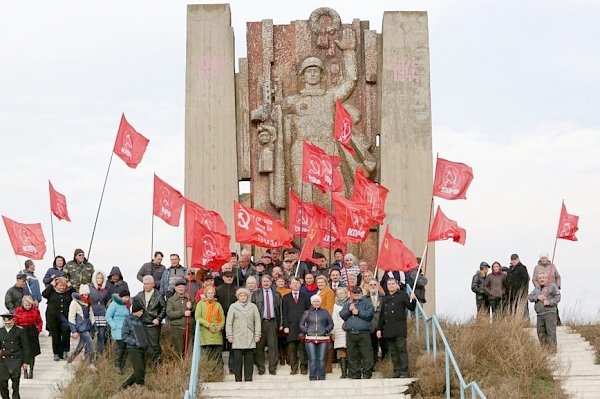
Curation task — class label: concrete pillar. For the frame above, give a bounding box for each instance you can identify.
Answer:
[184,4,239,250]
[379,11,435,314]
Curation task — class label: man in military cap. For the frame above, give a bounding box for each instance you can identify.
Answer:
[0,310,30,399]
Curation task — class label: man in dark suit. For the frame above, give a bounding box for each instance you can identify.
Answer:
[0,311,30,399]
[282,277,311,375]
[251,275,282,375]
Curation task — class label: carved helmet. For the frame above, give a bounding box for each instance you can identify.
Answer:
[299,56,324,75]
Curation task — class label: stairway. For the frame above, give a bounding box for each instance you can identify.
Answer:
[19,334,74,399]
[532,326,600,399]
[201,353,415,398]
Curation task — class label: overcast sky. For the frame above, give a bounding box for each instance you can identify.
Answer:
[1,0,598,321]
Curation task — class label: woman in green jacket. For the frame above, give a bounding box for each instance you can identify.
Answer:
[195,285,225,362]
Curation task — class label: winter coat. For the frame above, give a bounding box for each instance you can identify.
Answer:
[63,259,94,291]
[166,294,195,328]
[300,307,333,341]
[225,301,261,349]
[21,269,42,303]
[14,305,43,357]
[195,299,225,346]
[528,283,561,315]
[216,283,238,315]
[42,285,74,332]
[317,286,335,315]
[159,266,188,298]
[68,293,95,333]
[484,273,506,300]
[405,269,427,303]
[332,302,347,349]
[0,326,30,380]
[90,271,109,328]
[5,285,24,311]
[234,265,257,287]
[282,291,311,342]
[532,263,561,289]
[136,261,165,290]
[471,270,488,302]
[107,267,130,297]
[122,314,150,349]
[377,290,416,339]
[42,266,64,286]
[365,293,385,333]
[132,289,166,325]
[506,262,530,300]
[339,297,374,333]
[106,293,129,340]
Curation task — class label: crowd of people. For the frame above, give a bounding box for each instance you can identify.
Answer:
[471,252,562,350]
[0,246,427,396]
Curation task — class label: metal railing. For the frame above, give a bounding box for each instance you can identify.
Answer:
[409,287,487,399]
[184,320,202,399]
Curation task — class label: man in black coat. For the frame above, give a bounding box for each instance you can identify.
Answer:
[0,311,30,399]
[251,275,283,375]
[505,253,530,319]
[215,271,238,373]
[133,276,166,369]
[377,279,416,378]
[282,278,311,374]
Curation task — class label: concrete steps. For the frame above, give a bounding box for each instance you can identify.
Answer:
[531,326,600,399]
[19,334,75,399]
[201,353,415,398]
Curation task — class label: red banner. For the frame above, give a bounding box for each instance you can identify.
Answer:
[49,181,71,222]
[2,216,47,260]
[299,219,325,263]
[427,206,466,245]
[234,201,293,248]
[432,157,473,200]
[557,201,579,241]
[332,194,372,244]
[288,191,318,238]
[301,141,344,193]
[191,221,231,271]
[352,168,389,224]
[376,226,418,272]
[334,99,355,155]
[184,199,228,247]
[153,174,184,227]
[113,113,149,169]
[313,205,344,250]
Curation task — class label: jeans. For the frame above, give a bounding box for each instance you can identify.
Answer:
[73,331,94,362]
[304,342,328,380]
[96,326,106,353]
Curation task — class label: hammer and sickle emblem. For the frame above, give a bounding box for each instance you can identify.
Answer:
[237,208,251,230]
[339,117,351,142]
[442,166,460,189]
[309,157,321,175]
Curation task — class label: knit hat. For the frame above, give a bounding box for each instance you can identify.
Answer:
[539,252,549,259]
[131,301,144,313]
[236,288,251,299]
[174,279,186,287]
[74,248,85,257]
[79,284,90,295]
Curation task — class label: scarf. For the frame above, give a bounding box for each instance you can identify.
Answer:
[304,282,318,293]
[492,271,501,276]
[335,298,348,307]
[80,295,90,305]
[204,299,223,324]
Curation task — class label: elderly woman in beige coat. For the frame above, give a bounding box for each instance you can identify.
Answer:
[226,288,261,382]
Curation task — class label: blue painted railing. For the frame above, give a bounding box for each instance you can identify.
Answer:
[409,287,487,399]
[184,320,202,399]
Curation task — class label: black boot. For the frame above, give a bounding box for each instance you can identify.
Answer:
[339,358,348,379]
[29,358,35,379]
[23,367,29,379]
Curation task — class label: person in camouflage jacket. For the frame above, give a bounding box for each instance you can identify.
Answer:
[63,249,94,291]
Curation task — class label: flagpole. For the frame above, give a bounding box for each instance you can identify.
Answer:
[300,183,305,251]
[14,254,21,270]
[50,211,56,258]
[88,152,114,259]
[410,245,429,302]
[423,153,438,276]
[151,214,155,261]
[550,199,564,273]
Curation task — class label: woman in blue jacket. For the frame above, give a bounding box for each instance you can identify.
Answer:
[106,290,130,374]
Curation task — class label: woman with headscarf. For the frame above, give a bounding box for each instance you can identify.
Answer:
[14,295,42,378]
[299,294,334,381]
[42,277,74,360]
[195,286,225,363]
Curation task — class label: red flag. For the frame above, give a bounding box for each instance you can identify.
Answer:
[153,174,184,227]
[352,168,389,224]
[432,157,473,200]
[376,226,419,272]
[191,221,231,271]
[184,199,228,247]
[48,181,71,222]
[334,99,355,155]
[427,206,466,245]
[234,201,293,248]
[313,205,345,250]
[299,219,325,263]
[332,194,372,244]
[2,216,47,260]
[113,113,149,169]
[288,191,318,238]
[557,202,579,241]
[302,141,344,193]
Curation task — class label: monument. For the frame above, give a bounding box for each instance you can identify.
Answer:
[184,5,435,313]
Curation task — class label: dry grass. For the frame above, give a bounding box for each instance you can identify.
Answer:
[381,316,568,399]
[57,326,223,399]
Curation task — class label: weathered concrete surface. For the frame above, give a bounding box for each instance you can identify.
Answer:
[379,11,435,314]
[185,4,239,242]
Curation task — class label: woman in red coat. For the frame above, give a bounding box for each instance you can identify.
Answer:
[14,295,43,379]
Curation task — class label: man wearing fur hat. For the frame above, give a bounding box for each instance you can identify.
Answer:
[0,310,30,399]
[64,249,94,291]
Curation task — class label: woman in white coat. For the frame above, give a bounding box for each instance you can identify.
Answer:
[331,286,349,378]
[225,288,261,382]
